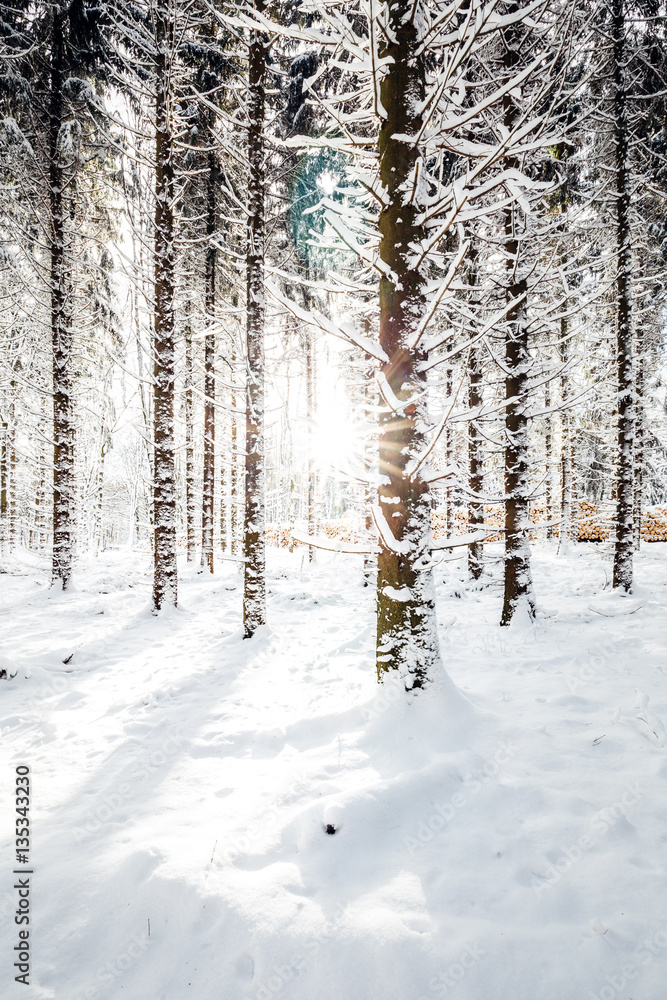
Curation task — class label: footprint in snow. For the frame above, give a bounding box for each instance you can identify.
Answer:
[635,689,665,747]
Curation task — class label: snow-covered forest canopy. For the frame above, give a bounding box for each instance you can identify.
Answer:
[1,0,667,997]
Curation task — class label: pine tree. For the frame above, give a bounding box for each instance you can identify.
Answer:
[243,0,267,636]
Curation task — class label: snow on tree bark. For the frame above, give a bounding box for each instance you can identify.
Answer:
[152,13,178,611]
[243,1,267,637]
[184,300,196,562]
[558,314,573,552]
[467,253,484,581]
[633,322,645,552]
[50,7,75,590]
[201,124,217,574]
[500,12,536,627]
[375,0,439,688]
[611,0,635,593]
[304,317,315,564]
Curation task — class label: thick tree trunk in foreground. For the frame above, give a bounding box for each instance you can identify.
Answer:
[50,8,75,589]
[611,0,634,591]
[500,26,535,627]
[375,0,438,688]
[500,267,535,626]
[152,18,178,610]
[201,134,217,573]
[243,3,266,636]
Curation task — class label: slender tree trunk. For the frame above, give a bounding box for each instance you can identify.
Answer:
[375,0,438,688]
[558,315,572,551]
[38,404,48,550]
[544,382,553,539]
[0,420,7,556]
[243,2,267,636]
[184,300,196,561]
[152,15,178,610]
[220,406,227,552]
[96,437,106,552]
[467,250,484,580]
[363,343,376,587]
[231,340,240,557]
[444,344,453,538]
[50,9,74,588]
[304,322,315,563]
[633,324,644,551]
[468,350,484,580]
[9,413,16,549]
[500,26,535,627]
[201,128,217,573]
[611,0,634,592]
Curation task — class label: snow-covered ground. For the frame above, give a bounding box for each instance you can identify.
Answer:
[1,542,665,1000]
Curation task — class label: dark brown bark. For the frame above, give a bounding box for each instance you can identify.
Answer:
[468,353,484,580]
[375,0,438,687]
[184,300,196,561]
[611,0,634,592]
[500,18,535,627]
[50,7,75,588]
[633,324,644,551]
[444,342,453,537]
[201,129,217,574]
[544,383,553,539]
[243,1,267,636]
[467,248,484,580]
[152,13,178,610]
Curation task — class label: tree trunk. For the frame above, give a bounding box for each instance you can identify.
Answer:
[231,340,240,557]
[9,413,16,549]
[201,127,217,573]
[633,323,644,551]
[375,0,438,688]
[500,24,536,627]
[468,351,484,580]
[304,321,315,563]
[363,342,376,587]
[184,300,196,561]
[152,14,178,610]
[611,0,634,592]
[96,436,106,552]
[559,320,573,553]
[243,2,267,636]
[50,8,75,588]
[544,382,553,539]
[0,420,7,555]
[444,345,453,537]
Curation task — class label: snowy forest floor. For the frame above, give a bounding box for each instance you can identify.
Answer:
[1,542,666,1000]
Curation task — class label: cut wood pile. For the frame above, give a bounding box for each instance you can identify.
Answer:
[265,504,667,548]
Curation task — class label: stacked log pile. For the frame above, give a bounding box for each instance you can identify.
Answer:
[265,504,667,548]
